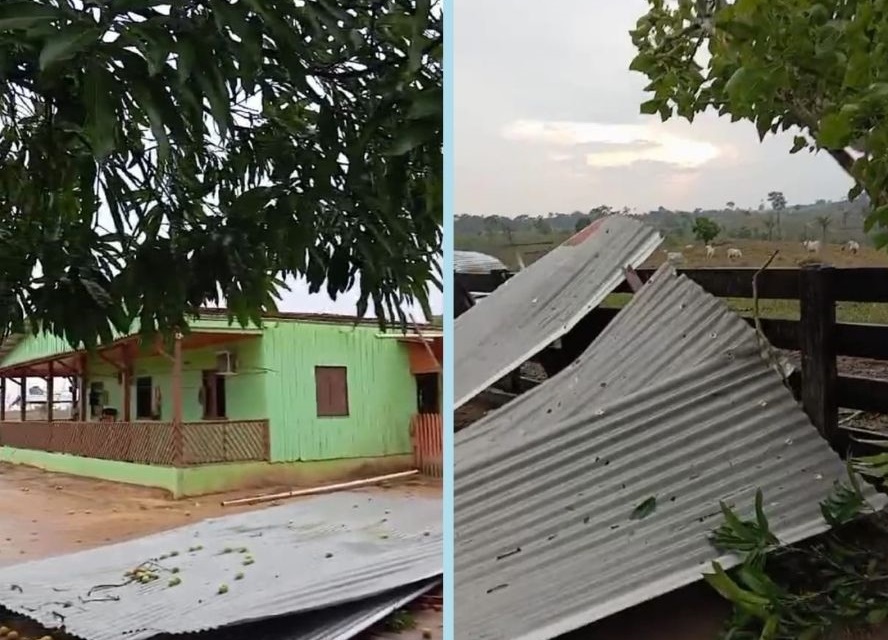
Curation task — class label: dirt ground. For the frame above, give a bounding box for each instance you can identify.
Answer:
[0,464,442,640]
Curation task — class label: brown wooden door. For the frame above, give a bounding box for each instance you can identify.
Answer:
[201,370,217,419]
[201,370,227,419]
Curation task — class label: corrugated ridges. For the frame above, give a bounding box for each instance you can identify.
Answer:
[169,580,439,640]
[454,215,662,408]
[0,492,442,640]
[454,250,508,275]
[454,266,886,640]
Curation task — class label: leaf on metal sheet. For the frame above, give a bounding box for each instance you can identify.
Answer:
[630,496,657,520]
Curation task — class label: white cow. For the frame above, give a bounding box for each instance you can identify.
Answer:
[665,251,684,264]
[842,240,860,254]
[727,247,742,260]
[802,240,821,253]
[705,245,716,259]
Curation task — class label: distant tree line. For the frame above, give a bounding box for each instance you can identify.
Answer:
[456,194,872,247]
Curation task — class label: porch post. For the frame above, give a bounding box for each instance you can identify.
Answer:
[172,332,183,465]
[70,376,77,421]
[123,345,133,422]
[172,332,183,424]
[79,354,88,421]
[1,376,6,421]
[19,377,25,421]
[46,362,54,421]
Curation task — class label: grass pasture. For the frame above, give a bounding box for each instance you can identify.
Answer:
[634,240,888,324]
[457,235,888,324]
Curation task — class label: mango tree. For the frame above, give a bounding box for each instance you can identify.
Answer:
[630,0,888,242]
[0,0,441,347]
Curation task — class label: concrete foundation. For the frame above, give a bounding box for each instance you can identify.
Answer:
[0,447,414,498]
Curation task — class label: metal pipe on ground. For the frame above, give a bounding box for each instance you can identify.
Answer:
[220,469,421,507]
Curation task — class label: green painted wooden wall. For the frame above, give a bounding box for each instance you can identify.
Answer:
[0,318,417,464]
[261,321,416,462]
[86,338,266,422]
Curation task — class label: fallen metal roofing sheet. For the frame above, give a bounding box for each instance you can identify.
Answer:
[455,265,887,640]
[454,250,508,275]
[169,579,439,640]
[0,492,442,640]
[454,215,662,408]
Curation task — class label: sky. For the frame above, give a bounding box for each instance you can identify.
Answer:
[227,271,443,320]
[454,0,855,216]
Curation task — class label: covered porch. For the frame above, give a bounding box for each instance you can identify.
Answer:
[0,329,270,466]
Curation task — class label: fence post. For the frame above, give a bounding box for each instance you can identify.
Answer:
[799,264,842,450]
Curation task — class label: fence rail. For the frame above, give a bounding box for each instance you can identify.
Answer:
[458,265,888,453]
[0,419,270,466]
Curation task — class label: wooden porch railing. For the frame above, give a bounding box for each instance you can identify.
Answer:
[0,419,270,466]
[410,413,443,478]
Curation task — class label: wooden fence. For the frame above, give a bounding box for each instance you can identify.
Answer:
[0,419,270,466]
[457,265,888,453]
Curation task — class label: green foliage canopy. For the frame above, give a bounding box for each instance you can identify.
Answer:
[692,215,720,243]
[0,0,442,348]
[630,0,888,244]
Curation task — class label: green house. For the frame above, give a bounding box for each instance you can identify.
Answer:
[0,311,442,497]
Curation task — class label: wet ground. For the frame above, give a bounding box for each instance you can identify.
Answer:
[0,464,442,639]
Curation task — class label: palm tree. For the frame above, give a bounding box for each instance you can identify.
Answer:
[815,215,832,243]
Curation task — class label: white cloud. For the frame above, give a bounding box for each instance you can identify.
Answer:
[502,119,721,169]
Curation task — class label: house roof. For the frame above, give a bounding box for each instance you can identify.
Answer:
[454,215,662,408]
[0,308,432,375]
[454,265,887,640]
[0,491,442,640]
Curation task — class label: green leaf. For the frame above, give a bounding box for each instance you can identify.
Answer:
[790,135,807,154]
[40,26,102,70]
[818,112,853,148]
[82,65,117,160]
[407,0,431,74]
[724,67,751,98]
[407,89,442,120]
[640,99,660,115]
[0,2,63,31]
[704,562,770,619]
[385,121,437,156]
[737,564,780,599]
[629,52,657,74]
[176,39,196,84]
[760,615,779,640]
[630,496,657,520]
[129,78,170,162]
[195,61,231,134]
[753,489,769,533]
[868,608,888,625]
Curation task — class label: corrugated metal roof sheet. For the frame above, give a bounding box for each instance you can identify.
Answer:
[454,250,508,275]
[0,492,441,640]
[172,580,438,640]
[454,265,887,640]
[454,215,662,408]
